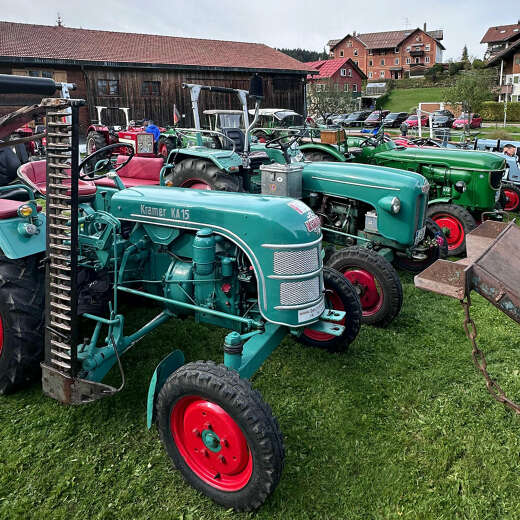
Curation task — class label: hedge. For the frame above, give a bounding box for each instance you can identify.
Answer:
[480,101,520,122]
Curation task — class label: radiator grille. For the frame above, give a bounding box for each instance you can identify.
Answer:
[273,248,319,275]
[280,277,321,305]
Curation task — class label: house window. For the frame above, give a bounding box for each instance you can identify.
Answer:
[347,41,352,47]
[142,81,161,96]
[368,71,373,78]
[395,58,400,65]
[380,71,385,78]
[425,44,431,51]
[368,59,373,66]
[368,49,373,55]
[416,36,421,42]
[514,76,519,83]
[414,57,420,64]
[28,70,53,78]
[334,83,340,91]
[394,47,399,53]
[340,68,346,76]
[315,83,325,92]
[347,68,352,77]
[330,51,335,58]
[425,56,430,64]
[344,84,349,92]
[340,50,344,57]
[97,79,120,96]
[515,56,520,65]
[353,49,358,56]
[406,46,411,52]
[353,84,358,93]
[381,59,385,65]
[406,57,411,64]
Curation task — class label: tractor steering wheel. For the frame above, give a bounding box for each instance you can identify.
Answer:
[265,132,303,163]
[78,143,135,181]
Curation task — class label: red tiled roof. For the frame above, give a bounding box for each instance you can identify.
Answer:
[481,23,520,44]
[303,58,366,80]
[0,21,312,73]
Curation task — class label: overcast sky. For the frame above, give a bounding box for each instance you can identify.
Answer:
[2,0,518,61]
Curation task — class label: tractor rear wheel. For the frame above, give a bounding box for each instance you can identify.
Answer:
[427,204,476,256]
[502,184,520,212]
[300,267,362,351]
[0,253,44,395]
[165,158,240,191]
[393,218,448,273]
[156,361,284,511]
[303,151,338,162]
[327,247,403,327]
[86,131,107,155]
[158,136,178,161]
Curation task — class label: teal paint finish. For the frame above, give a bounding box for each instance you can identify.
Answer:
[110,186,324,328]
[146,349,185,429]
[0,213,46,259]
[301,162,428,246]
[202,430,222,453]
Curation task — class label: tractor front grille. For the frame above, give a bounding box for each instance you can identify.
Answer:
[273,247,319,275]
[280,277,321,306]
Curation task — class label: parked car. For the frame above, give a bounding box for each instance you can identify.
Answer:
[432,110,455,128]
[332,113,352,126]
[364,110,391,127]
[404,114,429,127]
[342,110,373,127]
[452,113,482,129]
[383,112,408,127]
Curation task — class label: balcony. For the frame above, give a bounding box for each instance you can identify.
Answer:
[410,50,424,57]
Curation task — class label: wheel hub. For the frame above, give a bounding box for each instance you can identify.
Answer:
[202,429,222,453]
[435,214,464,250]
[344,269,383,315]
[504,189,519,211]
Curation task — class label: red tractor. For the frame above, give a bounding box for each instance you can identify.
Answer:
[85,106,157,157]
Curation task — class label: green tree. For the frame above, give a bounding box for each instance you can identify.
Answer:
[277,48,328,62]
[461,45,470,67]
[472,58,486,69]
[307,79,355,121]
[448,61,463,76]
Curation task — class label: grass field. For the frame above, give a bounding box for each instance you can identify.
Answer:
[2,271,520,520]
[382,87,446,113]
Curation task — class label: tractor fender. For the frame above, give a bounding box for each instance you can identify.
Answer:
[171,147,243,173]
[146,349,185,429]
[0,214,46,259]
[87,124,109,134]
[299,143,347,162]
[428,197,452,206]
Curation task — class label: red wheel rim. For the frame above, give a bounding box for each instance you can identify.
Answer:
[170,396,253,491]
[302,290,345,341]
[0,314,3,357]
[504,189,520,211]
[344,269,383,317]
[434,214,464,251]
[180,178,211,190]
[158,143,168,159]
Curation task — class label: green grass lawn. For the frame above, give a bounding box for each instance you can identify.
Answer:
[383,87,447,113]
[2,272,520,520]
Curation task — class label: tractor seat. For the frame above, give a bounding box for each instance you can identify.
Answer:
[0,199,42,220]
[94,155,163,188]
[17,160,97,200]
[220,128,245,153]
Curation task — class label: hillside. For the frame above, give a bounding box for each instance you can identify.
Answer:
[383,87,445,112]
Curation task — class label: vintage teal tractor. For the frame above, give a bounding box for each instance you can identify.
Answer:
[0,75,363,511]
[160,80,446,327]
[300,132,507,256]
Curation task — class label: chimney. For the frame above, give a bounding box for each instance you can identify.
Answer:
[423,22,427,31]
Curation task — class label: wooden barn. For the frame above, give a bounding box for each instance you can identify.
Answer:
[0,21,312,133]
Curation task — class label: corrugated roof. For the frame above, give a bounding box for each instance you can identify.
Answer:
[481,23,520,44]
[0,21,312,73]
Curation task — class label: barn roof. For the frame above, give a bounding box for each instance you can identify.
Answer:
[481,23,520,44]
[303,58,367,79]
[0,21,313,74]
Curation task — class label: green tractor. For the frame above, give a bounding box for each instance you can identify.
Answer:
[299,132,507,256]
[161,80,446,327]
[0,74,363,511]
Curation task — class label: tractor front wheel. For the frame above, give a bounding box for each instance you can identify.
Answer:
[165,158,240,191]
[502,184,520,212]
[158,136,177,161]
[156,361,284,511]
[300,267,362,351]
[427,204,476,256]
[0,253,44,395]
[327,247,403,327]
[86,131,107,155]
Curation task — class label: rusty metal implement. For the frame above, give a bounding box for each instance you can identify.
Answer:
[415,220,520,414]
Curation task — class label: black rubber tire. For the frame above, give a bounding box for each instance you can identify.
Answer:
[299,267,362,351]
[327,246,403,327]
[303,150,339,162]
[156,361,284,512]
[426,203,477,257]
[165,158,240,191]
[158,136,178,161]
[501,184,520,212]
[393,218,448,273]
[86,131,107,155]
[0,253,45,395]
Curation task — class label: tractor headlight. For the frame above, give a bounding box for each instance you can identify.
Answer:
[137,133,154,154]
[391,197,401,214]
[17,204,33,218]
[454,181,466,193]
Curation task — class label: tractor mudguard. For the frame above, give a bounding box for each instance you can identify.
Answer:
[111,186,325,328]
[147,349,185,429]
[0,215,46,259]
[299,143,347,162]
[170,147,243,173]
[428,197,452,206]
